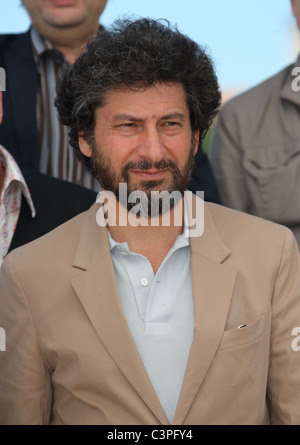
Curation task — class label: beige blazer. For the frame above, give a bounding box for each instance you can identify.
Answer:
[1,198,300,425]
[209,55,300,247]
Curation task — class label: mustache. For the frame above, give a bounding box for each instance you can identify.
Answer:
[123,159,178,172]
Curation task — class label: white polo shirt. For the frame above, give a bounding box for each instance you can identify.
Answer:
[108,201,194,423]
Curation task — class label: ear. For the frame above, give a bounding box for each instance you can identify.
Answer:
[193,130,200,156]
[78,135,93,158]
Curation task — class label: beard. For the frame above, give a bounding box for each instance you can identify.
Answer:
[89,140,196,217]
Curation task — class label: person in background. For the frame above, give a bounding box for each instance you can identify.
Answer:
[0,18,300,425]
[0,88,96,265]
[0,0,221,202]
[0,0,108,190]
[209,0,300,247]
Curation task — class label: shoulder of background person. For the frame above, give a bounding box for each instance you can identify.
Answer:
[221,59,297,116]
[23,170,97,209]
[8,171,97,252]
[0,29,31,53]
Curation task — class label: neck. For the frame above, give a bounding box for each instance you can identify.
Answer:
[52,42,84,64]
[104,196,185,274]
[40,23,100,64]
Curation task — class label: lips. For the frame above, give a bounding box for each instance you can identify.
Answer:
[48,0,77,7]
[130,169,169,179]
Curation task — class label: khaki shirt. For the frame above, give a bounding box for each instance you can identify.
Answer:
[209,56,300,247]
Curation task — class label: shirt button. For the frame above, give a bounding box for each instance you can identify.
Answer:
[140,278,149,287]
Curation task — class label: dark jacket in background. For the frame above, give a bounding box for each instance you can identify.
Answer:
[8,171,97,253]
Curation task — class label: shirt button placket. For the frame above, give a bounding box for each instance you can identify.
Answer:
[140,277,149,287]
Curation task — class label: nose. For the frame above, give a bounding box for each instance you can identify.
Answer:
[136,127,165,163]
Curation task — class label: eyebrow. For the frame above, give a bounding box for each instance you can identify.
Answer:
[112,112,186,123]
[113,114,143,123]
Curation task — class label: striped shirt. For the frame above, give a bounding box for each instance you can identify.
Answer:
[30,27,99,192]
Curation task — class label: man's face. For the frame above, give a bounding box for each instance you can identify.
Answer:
[291,0,300,29]
[22,0,108,30]
[79,82,199,213]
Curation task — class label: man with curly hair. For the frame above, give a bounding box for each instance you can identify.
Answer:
[1,18,300,425]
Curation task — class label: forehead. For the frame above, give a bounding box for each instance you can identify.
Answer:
[98,82,189,119]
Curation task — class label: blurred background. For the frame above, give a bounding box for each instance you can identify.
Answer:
[0,0,298,149]
[1,0,298,101]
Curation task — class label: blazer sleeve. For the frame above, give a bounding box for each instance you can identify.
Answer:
[267,227,300,424]
[0,253,52,425]
[209,102,250,212]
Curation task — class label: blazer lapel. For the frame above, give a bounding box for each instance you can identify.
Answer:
[71,203,169,424]
[173,196,237,425]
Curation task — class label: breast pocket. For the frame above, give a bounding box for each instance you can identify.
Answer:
[218,313,266,351]
[243,144,300,225]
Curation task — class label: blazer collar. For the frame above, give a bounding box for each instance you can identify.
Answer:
[187,193,230,263]
[72,202,111,270]
[72,194,230,269]
[72,197,236,425]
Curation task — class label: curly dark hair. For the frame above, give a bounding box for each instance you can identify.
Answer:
[55,17,222,172]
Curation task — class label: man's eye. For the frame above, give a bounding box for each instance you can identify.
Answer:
[121,123,136,127]
[164,121,178,126]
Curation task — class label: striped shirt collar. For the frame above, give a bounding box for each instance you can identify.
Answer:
[30,24,103,59]
[30,25,56,57]
[30,26,67,67]
[0,145,36,218]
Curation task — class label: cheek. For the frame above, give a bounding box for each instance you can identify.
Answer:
[167,135,194,161]
[110,135,141,162]
[98,135,134,173]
